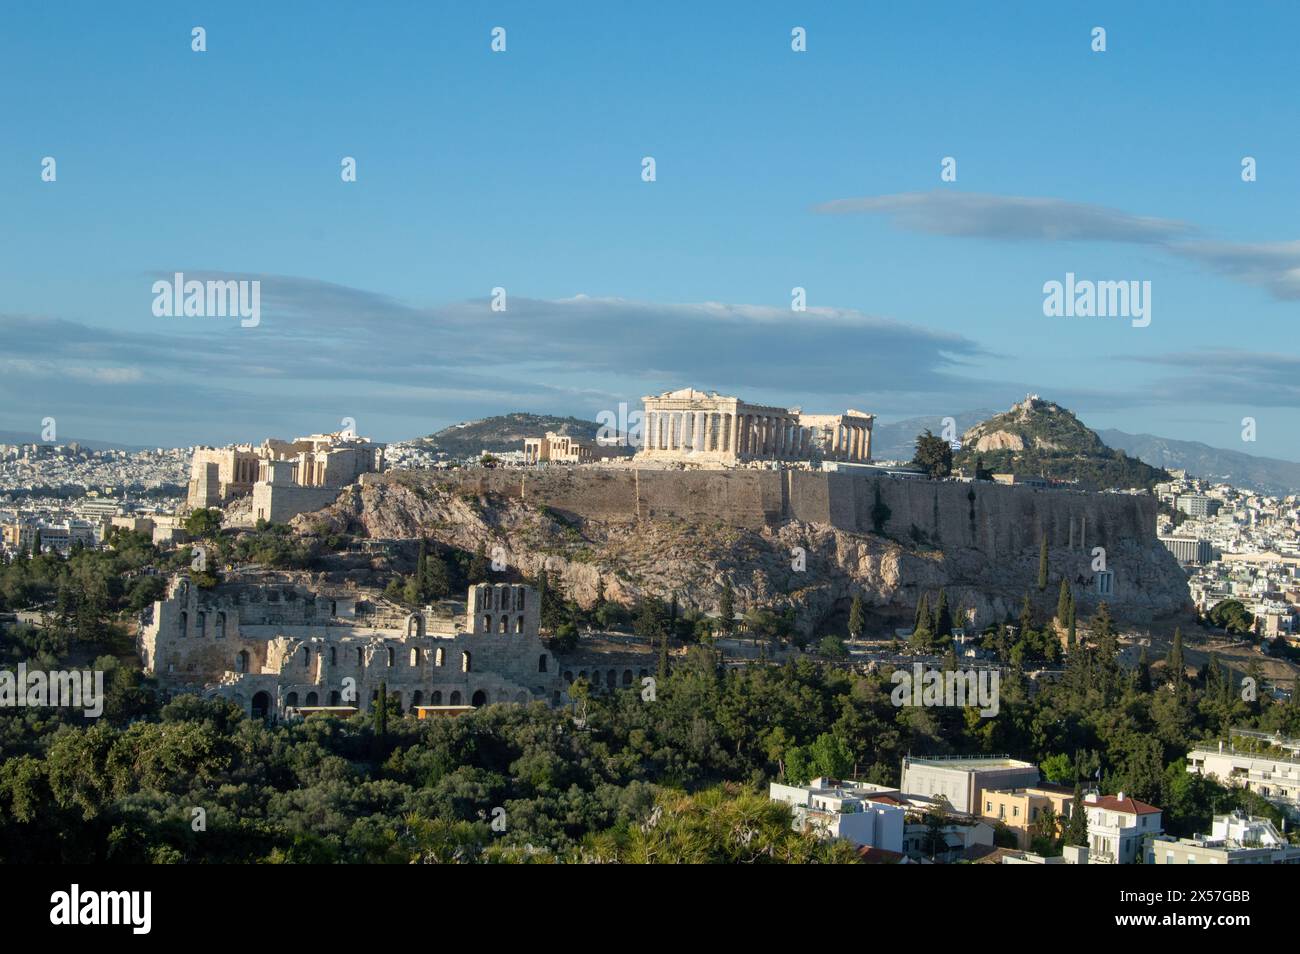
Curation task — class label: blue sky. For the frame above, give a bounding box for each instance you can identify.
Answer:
[1,1,1298,458]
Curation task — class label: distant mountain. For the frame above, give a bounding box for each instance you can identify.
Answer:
[955,396,1168,490]
[870,410,997,461]
[1098,430,1300,497]
[0,430,144,452]
[417,413,600,457]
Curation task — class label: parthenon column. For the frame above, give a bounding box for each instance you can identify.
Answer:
[694,412,705,452]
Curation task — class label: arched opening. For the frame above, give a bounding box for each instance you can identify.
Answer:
[606,670,617,689]
[235,650,249,674]
[499,616,508,634]
[305,691,318,706]
[432,690,443,705]
[483,614,492,633]
[301,646,310,667]
[329,646,337,665]
[471,689,487,707]
[622,669,633,686]
[410,647,420,667]
[356,647,364,666]
[462,651,471,673]
[196,611,206,637]
[386,646,395,667]
[551,690,561,706]
[516,589,526,611]
[563,671,573,683]
[515,616,525,634]
[286,691,299,707]
[435,647,444,667]
[449,690,462,705]
[178,610,188,637]
[329,690,341,706]
[251,691,271,720]
[538,654,548,673]
[411,690,423,707]
[215,612,226,639]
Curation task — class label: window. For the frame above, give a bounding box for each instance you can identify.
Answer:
[410,647,420,667]
[329,647,336,665]
[435,647,444,667]
[386,646,394,667]
[462,651,471,673]
[538,654,548,673]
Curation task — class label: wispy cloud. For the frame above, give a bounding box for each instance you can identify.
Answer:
[815,190,1193,243]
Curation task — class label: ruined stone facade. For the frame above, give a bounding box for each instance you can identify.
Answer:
[523,431,596,465]
[186,431,385,523]
[637,388,873,466]
[138,579,652,720]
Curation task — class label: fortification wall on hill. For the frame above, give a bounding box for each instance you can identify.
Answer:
[384,468,1158,557]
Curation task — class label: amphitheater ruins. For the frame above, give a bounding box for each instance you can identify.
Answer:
[139,579,651,720]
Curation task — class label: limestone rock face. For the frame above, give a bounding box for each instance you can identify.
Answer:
[971,431,1025,453]
[301,470,1191,637]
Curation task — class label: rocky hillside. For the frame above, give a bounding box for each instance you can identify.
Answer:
[301,470,1190,638]
[956,396,1168,490]
[414,413,600,457]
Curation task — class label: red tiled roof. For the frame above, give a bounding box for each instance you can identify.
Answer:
[1091,794,1160,815]
[857,846,904,864]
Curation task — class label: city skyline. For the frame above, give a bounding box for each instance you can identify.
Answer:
[2,1,1298,458]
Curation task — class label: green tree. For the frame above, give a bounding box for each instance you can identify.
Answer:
[1037,533,1049,591]
[911,430,953,479]
[847,594,864,640]
[1065,783,1088,847]
[183,508,222,539]
[718,578,736,635]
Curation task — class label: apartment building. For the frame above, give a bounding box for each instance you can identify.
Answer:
[769,778,905,853]
[981,783,1075,849]
[899,755,1040,816]
[1186,735,1300,817]
[1148,812,1300,865]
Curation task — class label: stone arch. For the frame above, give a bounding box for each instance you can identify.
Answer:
[196,611,206,637]
[410,647,420,667]
[386,646,395,667]
[483,614,492,633]
[235,650,249,673]
[499,616,509,634]
[449,690,462,705]
[215,612,226,639]
[563,671,573,683]
[178,610,188,637]
[286,691,299,707]
[435,647,445,667]
[406,613,424,638]
[329,690,341,706]
[552,690,561,706]
[471,689,487,707]
[432,690,443,705]
[301,646,310,667]
[515,616,525,634]
[251,691,271,720]
[606,670,617,689]
[622,669,633,686]
[305,691,318,706]
[411,690,423,707]
[578,670,587,681]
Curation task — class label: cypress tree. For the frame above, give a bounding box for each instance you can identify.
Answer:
[719,578,735,634]
[1066,783,1088,846]
[1056,579,1073,626]
[932,589,952,640]
[1167,628,1185,685]
[848,594,864,640]
[1037,533,1049,591]
[913,593,931,634]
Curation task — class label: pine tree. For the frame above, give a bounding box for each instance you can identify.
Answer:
[468,542,489,583]
[1067,605,1077,650]
[1037,533,1049,591]
[1137,646,1151,692]
[847,594,864,640]
[1018,592,1034,637]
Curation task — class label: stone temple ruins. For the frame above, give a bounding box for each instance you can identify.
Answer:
[139,579,651,720]
[635,388,874,466]
[186,430,385,523]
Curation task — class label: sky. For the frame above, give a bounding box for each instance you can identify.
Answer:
[1,1,1298,458]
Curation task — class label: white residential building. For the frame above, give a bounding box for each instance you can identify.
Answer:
[1084,792,1163,864]
[1148,812,1300,865]
[769,778,905,853]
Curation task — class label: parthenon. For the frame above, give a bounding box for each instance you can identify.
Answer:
[636,388,874,466]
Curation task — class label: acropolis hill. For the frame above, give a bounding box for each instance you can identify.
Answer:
[310,465,1190,634]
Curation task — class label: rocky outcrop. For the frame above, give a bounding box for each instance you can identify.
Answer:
[303,469,1192,636]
